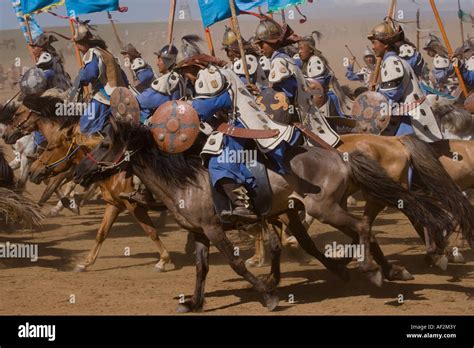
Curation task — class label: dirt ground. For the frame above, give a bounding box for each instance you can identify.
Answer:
[0,148,473,315]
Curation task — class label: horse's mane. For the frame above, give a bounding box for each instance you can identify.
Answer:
[114,121,204,188]
[432,103,474,138]
[0,147,14,188]
[22,89,80,130]
[0,100,21,124]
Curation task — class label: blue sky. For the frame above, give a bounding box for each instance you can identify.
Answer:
[0,0,464,30]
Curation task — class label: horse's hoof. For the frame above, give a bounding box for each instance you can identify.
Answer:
[74,264,87,272]
[245,257,266,268]
[433,254,449,271]
[387,266,414,281]
[155,262,175,272]
[366,269,383,287]
[285,236,298,248]
[176,303,192,313]
[263,293,279,311]
[448,252,466,264]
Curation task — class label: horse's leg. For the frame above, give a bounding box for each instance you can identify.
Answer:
[283,209,350,281]
[122,200,173,272]
[364,199,414,281]
[75,203,122,272]
[203,225,279,311]
[263,222,282,288]
[176,232,209,313]
[246,230,267,267]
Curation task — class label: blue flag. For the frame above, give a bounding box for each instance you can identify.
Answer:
[21,0,60,14]
[198,0,267,27]
[268,0,306,12]
[66,0,119,16]
[237,0,266,11]
[11,0,44,43]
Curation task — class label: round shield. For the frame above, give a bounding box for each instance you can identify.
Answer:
[148,100,200,153]
[307,79,327,108]
[464,92,474,114]
[110,87,140,124]
[20,67,47,96]
[351,91,390,134]
[255,88,291,124]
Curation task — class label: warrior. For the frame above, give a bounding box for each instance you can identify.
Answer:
[30,33,72,149]
[221,26,268,90]
[398,40,425,79]
[297,33,351,117]
[452,38,474,91]
[29,33,72,91]
[367,20,443,141]
[423,34,458,94]
[120,43,155,91]
[73,22,129,136]
[345,48,376,88]
[175,54,301,220]
[252,17,339,146]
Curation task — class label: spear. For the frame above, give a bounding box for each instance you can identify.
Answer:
[167,0,177,46]
[107,11,124,50]
[457,0,465,45]
[429,0,468,97]
[344,44,362,70]
[228,0,251,84]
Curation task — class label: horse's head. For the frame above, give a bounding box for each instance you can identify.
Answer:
[73,123,128,187]
[2,103,41,144]
[29,128,80,184]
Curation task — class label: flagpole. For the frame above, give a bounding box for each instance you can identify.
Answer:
[23,15,37,63]
[228,0,251,84]
[167,0,177,46]
[429,0,468,97]
[205,28,215,56]
[107,11,124,49]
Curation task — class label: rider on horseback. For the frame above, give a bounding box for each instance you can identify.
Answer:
[346,47,376,89]
[73,22,129,137]
[120,43,155,91]
[398,40,425,79]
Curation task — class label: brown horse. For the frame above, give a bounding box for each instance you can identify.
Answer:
[72,120,453,312]
[1,93,173,273]
[250,134,474,270]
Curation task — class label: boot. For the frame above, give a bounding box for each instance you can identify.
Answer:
[219,180,257,221]
[119,188,154,206]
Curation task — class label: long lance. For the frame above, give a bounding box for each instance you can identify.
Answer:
[458,0,465,45]
[370,0,397,91]
[23,15,37,63]
[167,0,177,46]
[107,11,124,49]
[429,0,468,97]
[229,0,251,84]
[416,8,420,51]
[344,44,362,70]
[204,28,215,56]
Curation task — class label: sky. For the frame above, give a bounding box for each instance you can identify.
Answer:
[0,0,468,30]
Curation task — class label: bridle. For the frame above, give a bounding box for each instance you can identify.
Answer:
[85,144,140,172]
[36,136,82,173]
[13,107,41,137]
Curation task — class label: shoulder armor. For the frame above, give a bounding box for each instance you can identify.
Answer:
[381,55,404,83]
[195,65,227,98]
[399,44,415,58]
[433,54,450,69]
[36,52,52,68]
[466,56,474,71]
[151,71,180,95]
[83,48,101,65]
[233,54,258,76]
[259,56,271,71]
[306,55,326,78]
[131,57,146,71]
[269,57,291,83]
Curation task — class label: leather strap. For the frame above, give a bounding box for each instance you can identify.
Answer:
[294,122,337,152]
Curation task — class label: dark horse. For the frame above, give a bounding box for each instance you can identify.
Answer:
[73,120,454,312]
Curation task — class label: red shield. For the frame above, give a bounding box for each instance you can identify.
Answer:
[148,100,200,153]
[110,87,140,124]
[351,91,390,134]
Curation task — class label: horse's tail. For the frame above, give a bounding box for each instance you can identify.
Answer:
[348,151,455,249]
[0,147,15,188]
[400,135,474,247]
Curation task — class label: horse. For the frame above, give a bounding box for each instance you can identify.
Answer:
[1,91,173,273]
[72,119,454,312]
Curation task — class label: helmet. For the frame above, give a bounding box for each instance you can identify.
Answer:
[222,26,238,49]
[120,43,141,58]
[31,33,57,48]
[423,34,448,56]
[363,48,375,57]
[367,20,404,45]
[254,19,282,44]
[155,44,178,70]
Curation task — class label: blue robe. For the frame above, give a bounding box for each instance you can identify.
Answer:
[402,52,424,78]
[137,87,180,123]
[345,65,364,82]
[193,90,300,188]
[136,65,154,88]
[461,64,474,89]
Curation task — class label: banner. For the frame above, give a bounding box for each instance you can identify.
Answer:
[10,0,44,43]
[65,0,119,16]
[267,0,306,12]
[21,0,62,14]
